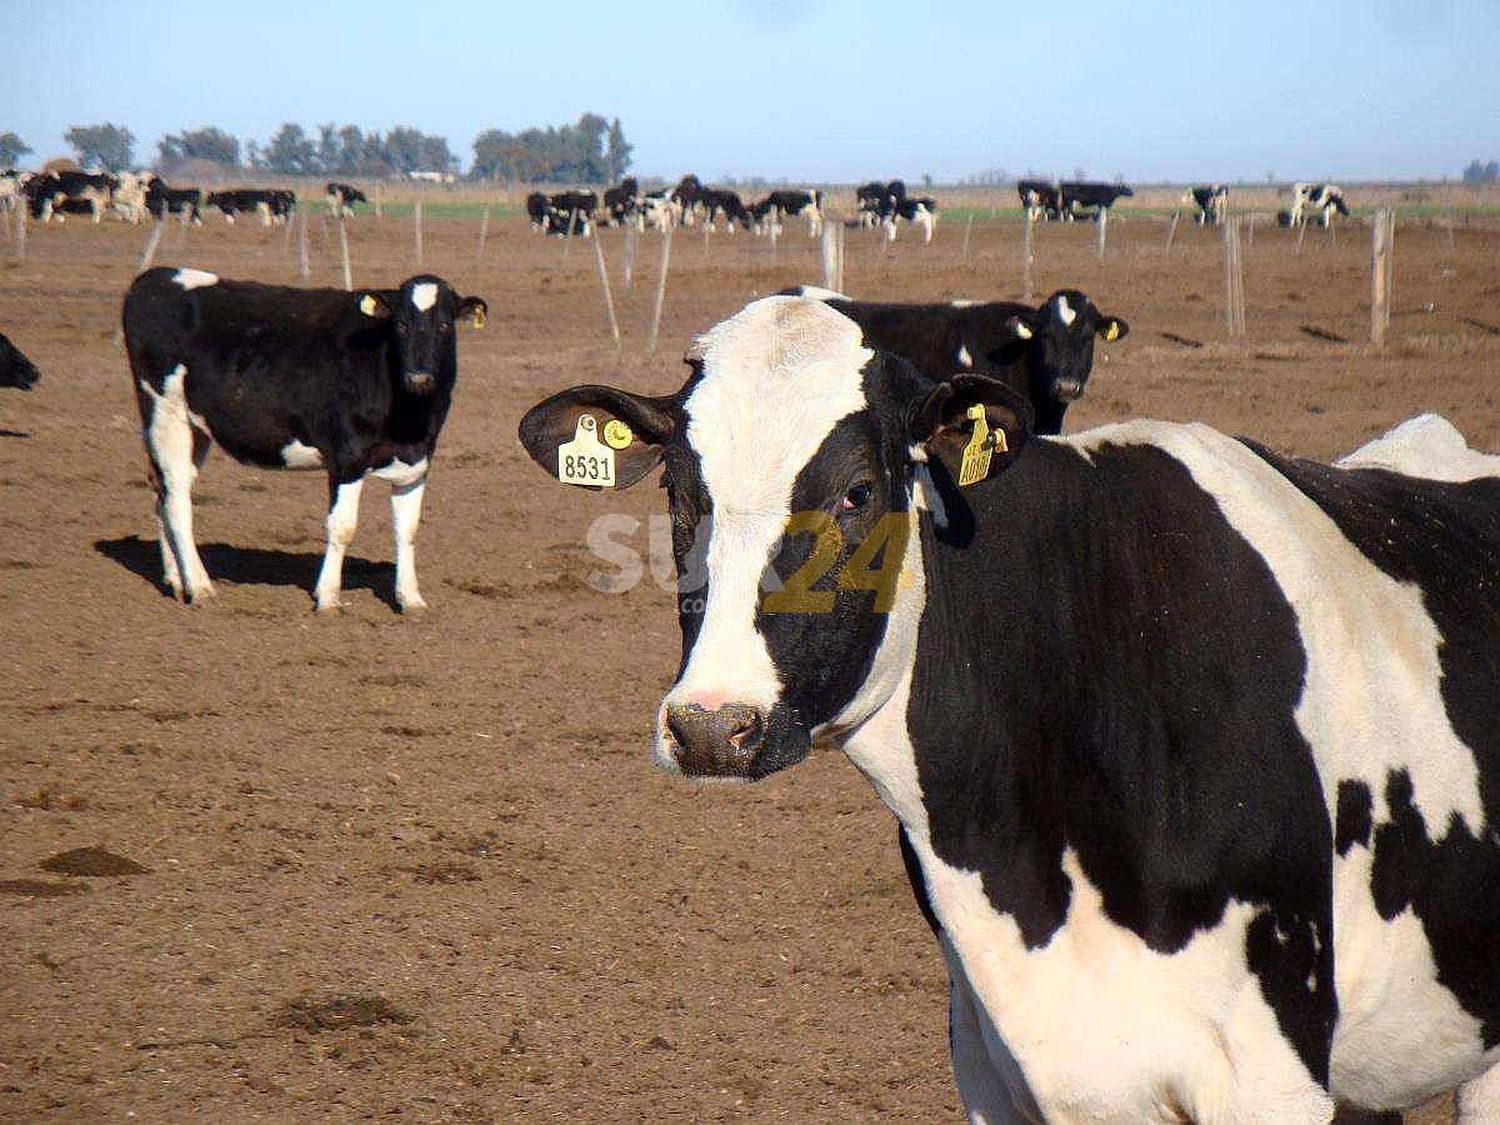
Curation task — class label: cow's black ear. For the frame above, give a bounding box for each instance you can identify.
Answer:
[518,385,677,491]
[908,374,1033,485]
[1096,314,1127,342]
[457,296,487,329]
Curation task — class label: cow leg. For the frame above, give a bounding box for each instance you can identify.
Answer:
[1458,1061,1500,1123]
[940,945,1034,1124]
[314,476,364,613]
[389,474,428,612]
[141,367,214,602]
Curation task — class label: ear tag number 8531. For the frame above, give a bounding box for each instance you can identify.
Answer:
[558,414,616,488]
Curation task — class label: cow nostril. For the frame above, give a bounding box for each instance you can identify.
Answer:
[726,710,763,749]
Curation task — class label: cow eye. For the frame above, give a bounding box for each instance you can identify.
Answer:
[840,482,873,512]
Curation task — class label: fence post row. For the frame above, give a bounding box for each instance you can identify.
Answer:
[1164,209,1180,258]
[1223,213,1246,337]
[476,205,490,263]
[1371,208,1394,347]
[646,223,674,355]
[1021,212,1035,302]
[592,229,621,347]
[337,212,352,291]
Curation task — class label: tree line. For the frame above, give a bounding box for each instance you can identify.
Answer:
[0,114,634,184]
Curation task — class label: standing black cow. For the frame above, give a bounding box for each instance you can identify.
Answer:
[544,190,598,236]
[751,189,824,236]
[326,181,368,218]
[122,267,486,612]
[856,179,907,227]
[0,332,41,390]
[146,180,203,224]
[24,170,117,222]
[698,187,750,232]
[602,177,640,227]
[207,188,295,225]
[670,174,704,224]
[1017,179,1062,222]
[1187,184,1229,226]
[1059,181,1133,220]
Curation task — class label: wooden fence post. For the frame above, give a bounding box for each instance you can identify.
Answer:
[1164,209,1180,257]
[1295,216,1309,256]
[1224,214,1246,337]
[137,215,166,274]
[623,221,638,290]
[297,209,310,281]
[769,205,779,264]
[822,222,839,291]
[413,200,424,266]
[960,213,974,264]
[563,207,579,257]
[12,200,25,264]
[476,205,490,262]
[592,230,621,346]
[1371,208,1394,347]
[646,224,675,355]
[374,184,383,220]
[1021,212,1035,301]
[337,212,352,290]
[1096,207,1108,262]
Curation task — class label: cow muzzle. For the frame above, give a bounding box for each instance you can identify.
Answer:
[1053,376,1084,402]
[661,701,768,779]
[403,371,436,394]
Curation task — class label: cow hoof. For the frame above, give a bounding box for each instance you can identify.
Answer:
[397,598,429,616]
[184,585,217,606]
[315,596,344,615]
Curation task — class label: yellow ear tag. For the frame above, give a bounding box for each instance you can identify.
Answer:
[359,294,379,317]
[557,414,615,488]
[471,306,486,329]
[603,419,634,450]
[957,404,1005,487]
[1104,321,1120,342]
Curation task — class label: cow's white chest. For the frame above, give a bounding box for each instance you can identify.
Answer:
[280,439,324,469]
[369,457,428,487]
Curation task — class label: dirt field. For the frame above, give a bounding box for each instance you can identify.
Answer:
[1,205,1492,1121]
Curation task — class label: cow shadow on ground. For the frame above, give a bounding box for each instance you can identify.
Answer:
[94,536,399,612]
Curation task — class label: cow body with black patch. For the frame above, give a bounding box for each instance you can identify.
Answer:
[519,295,1500,1121]
[147,180,203,224]
[602,177,639,227]
[670,174,704,225]
[122,267,485,612]
[1017,179,1061,222]
[1188,184,1229,226]
[24,170,117,223]
[752,189,824,236]
[326,181,367,218]
[881,194,938,242]
[207,188,295,225]
[779,286,1126,435]
[1060,180,1133,220]
[544,190,598,236]
[0,332,41,390]
[1291,183,1351,228]
[697,187,750,232]
[856,179,906,228]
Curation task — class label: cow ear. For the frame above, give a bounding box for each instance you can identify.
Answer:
[357,292,391,320]
[519,385,677,491]
[1004,313,1036,341]
[456,296,487,329]
[908,375,1032,486]
[1096,315,1128,342]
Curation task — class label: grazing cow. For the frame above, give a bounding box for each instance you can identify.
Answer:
[698,187,750,232]
[122,267,487,612]
[1017,179,1062,222]
[24,170,117,223]
[1187,183,1229,226]
[544,190,598,236]
[1290,183,1351,228]
[206,188,295,226]
[518,293,1500,1122]
[0,332,41,390]
[326,181,368,218]
[856,179,907,228]
[640,190,680,232]
[670,174,704,225]
[146,180,203,224]
[751,189,824,236]
[602,177,640,227]
[780,286,1127,434]
[526,191,550,232]
[1059,181,1133,220]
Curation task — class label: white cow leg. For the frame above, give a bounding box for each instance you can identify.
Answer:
[314,477,363,613]
[154,510,182,597]
[144,372,214,602]
[948,975,1027,1123]
[1458,1061,1500,1123]
[390,475,428,612]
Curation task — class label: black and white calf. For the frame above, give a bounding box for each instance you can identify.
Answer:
[1017,179,1061,222]
[1059,180,1133,220]
[1290,183,1351,228]
[1187,183,1228,226]
[123,268,486,612]
[602,177,640,227]
[326,181,368,218]
[780,286,1126,434]
[752,189,824,236]
[206,188,295,225]
[0,332,41,390]
[855,179,906,228]
[519,293,1500,1121]
[544,190,598,236]
[146,180,203,224]
[697,187,750,232]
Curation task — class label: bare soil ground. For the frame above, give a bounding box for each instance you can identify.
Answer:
[1,207,1493,1121]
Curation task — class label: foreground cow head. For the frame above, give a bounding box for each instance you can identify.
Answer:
[520,297,1032,780]
[0,333,41,391]
[1022,289,1127,404]
[356,276,486,395]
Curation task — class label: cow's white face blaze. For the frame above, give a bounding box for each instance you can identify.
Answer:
[518,296,1035,783]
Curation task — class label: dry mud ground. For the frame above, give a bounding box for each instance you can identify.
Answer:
[1,209,1494,1121]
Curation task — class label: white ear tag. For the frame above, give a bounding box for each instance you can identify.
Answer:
[557,414,616,488]
[359,294,379,316]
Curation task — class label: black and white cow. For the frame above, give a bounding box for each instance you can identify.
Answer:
[206,188,295,225]
[146,180,203,224]
[122,267,486,612]
[519,293,1500,1122]
[751,189,824,236]
[670,174,704,224]
[526,191,550,231]
[697,187,750,232]
[326,181,368,218]
[780,286,1127,435]
[602,177,640,227]
[1017,179,1061,222]
[0,332,41,390]
[856,179,906,229]
[1187,183,1229,226]
[1290,183,1351,228]
[1059,181,1134,220]
[24,170,117,223]
[880,194,938,242]
[544,190,598,236]
[640,189,680,232]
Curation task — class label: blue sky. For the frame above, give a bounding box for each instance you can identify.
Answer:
[3,0,1496,182]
